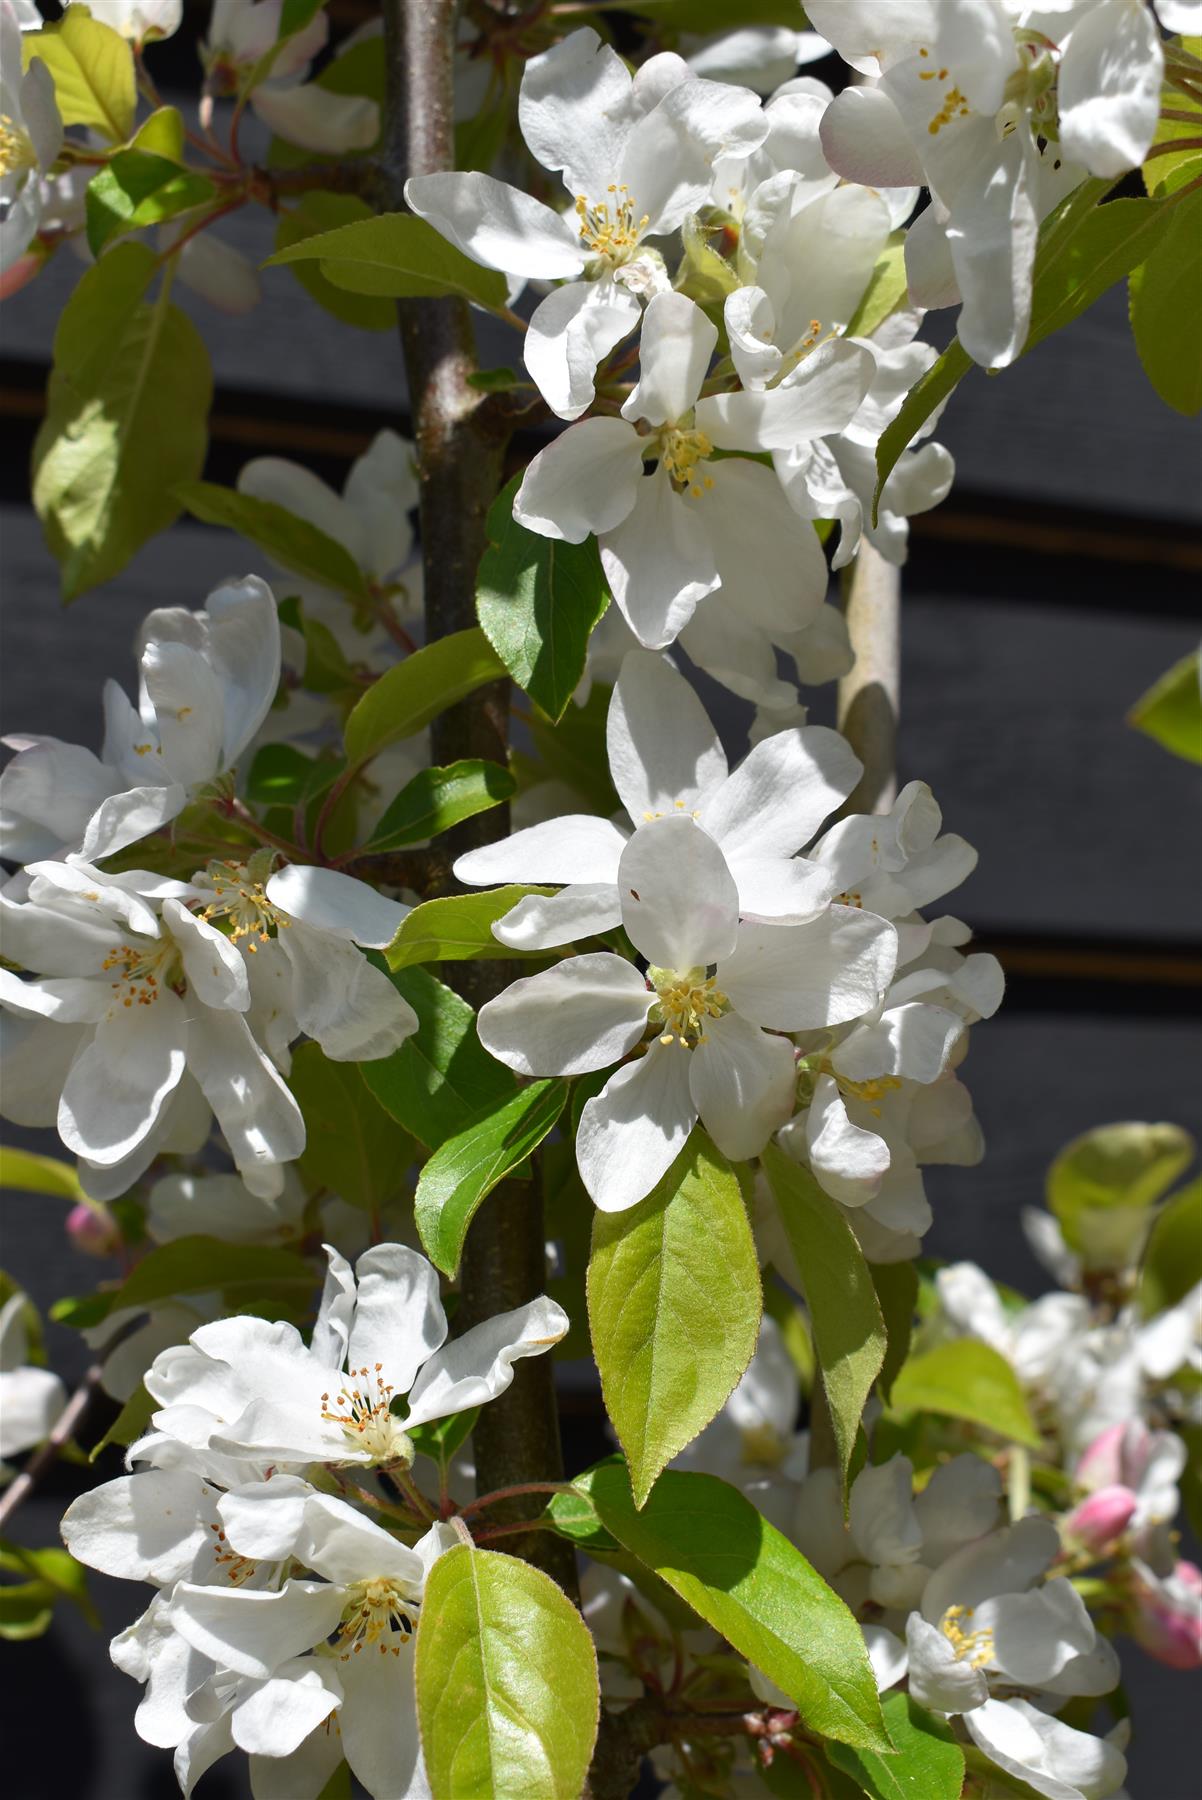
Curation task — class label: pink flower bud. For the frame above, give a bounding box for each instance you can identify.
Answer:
[1062,1484,1138,1554]
[1075,1422,1130,1492]
[1129,1559,1202,1670]
[66,1203,121,1258]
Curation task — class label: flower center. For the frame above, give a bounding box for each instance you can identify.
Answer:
[195,854,289,953]
[208,1520,257,1587]
[940,1603,995,1668]
[0,115,37,180]
[336,1576,418,1659]
[100,937,183,1009]
[647,964,728,1048]
[917,34,1058,141]
[575,184,648,263]
[320,1364,415,1468]
[740,1422,786,1469]
[836,1073,904,1115]
[657,426,714,499]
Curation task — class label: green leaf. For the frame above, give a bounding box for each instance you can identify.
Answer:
[1025,193,1176,356]
[466,366,523,393]
[384,885,555,972]
[827,1693,964,1800]
[1130,191,1202,415]
[176,480,369,597]
[85,151,216,256]
[588,1132,761,1508]
[366,759,515,851]
[1048,1121,1195,1266]
[266,212,509,310]
[344,628,506,767]
[89,1382,155,1460]
[890,1340,1041,1448]
[1128,647,1202,763]
[872,339,970,523]
[129,104,184,160]
[105,1235,317,1321]
[871,1260,918,1407]
[278,0,323,40]
[476,475,611,723]
[0,1147,84,1202]
[1144,44,1202,196]
[762,1145,886,1494]
[1139,1177,1202,1317]
[0,1584,55,1640]
[34,244,212,601]
[23,5,136,142]
[408,1406,479,1471]
[273,192,396,331]
[416,1543,599,1800]
[415,1080,568,1276]
[245,743,336,808]
[362,967,516,1149]
[290,1041,413,1213]
[526,682,620,816]
[846,232,909,341]
[580,1461,891,1755]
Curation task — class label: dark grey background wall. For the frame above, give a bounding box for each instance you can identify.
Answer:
[1,51,1201,1800]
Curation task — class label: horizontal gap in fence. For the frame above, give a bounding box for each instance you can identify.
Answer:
[975,932,1202,1017]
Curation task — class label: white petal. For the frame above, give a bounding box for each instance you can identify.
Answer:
[337,1623,427,1800]
[607,650,727,824]
[0,736,118,862]
[77,783,188,864]
[0,968,106,1025]
[756,185,892,354]
[623,291,716,426]
[730,857,836,925]
[851,1455,923,1567]
[618,816,740,969]
[230,1661,341,1759]
[513,417,645,543]
[832,1001,965,1085]
[720,907,897,1031]
[576,1041,697,1211]
[347,1243,449,1394]
[525,277,642,421]
[863,1623,908,1692]
[0,1364,65,1458]
[689,1012,795,1160]
[345,429,418,581]
[904,202,961,311]
[624,74,769,234]
[476,953,651,1076]
[921,1516,1060,1624]
[818,84,923,186]
[906,1612,989,1714]
[725,286,782,392]
[704,725,860,863]
[61,1469,208,1583]
[280,924,416,1061]
[59,995,187,1165]
[975,1578,1096,1687]
[250,83,378,154]
[169,1581,346,1680]
[914,1455,1002,1566]
[697,339,874,449]
[701,458,830,635]
[267,865,409,949]
[965,1697,1127,1800]
[404,170,586,278]
[183,1006,305,1183]
[404,1296,568,1428]
[806,1074,890,1205]
[140,640,225,789]
[454,814,627,888]
[492,882,622,950]
[217,1475,315,1562]
[248,1720,344,1800]
[679,595,796,708]
[518,27,634,201]
[600,469,720,648]
[935,0,1015,114]
[300,1494,425,1589]
[943,127,1038,369]
[203,576,282,765]
[164,900,249,1011]
[238,457,364,565]
[1058,0,1163,177]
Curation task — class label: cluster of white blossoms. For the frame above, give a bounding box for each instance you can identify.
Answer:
[61,1245,567,1796]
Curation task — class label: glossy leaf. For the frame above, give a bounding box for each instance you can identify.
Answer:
[23,6,135,141]
[267,212,508,309]
[579,1461,892,1754]
[890,1340,1041,1448]
[34,244,211,600]
[0,1147,84,1202]
[102,1235,317,1322]
[1143,42,1202,196]
[1048,1120,1195,1266]
[477,476,611,723]
[1139,1177,1202,1317]
[85,151,216,256]
[129,103,184,158]
[177,481,369,597]
[415,1543,599,1800]
[344,628,506,766]
[362,967,515,1150]
[588,1132,761,1507]
[1025,193,1175,356]
[846,232,908,341]
[1130,191,1202,415]
[762,1145,885,1493]
[415,1079,568,1276]
[384,885,555,972]
[1129,647,1202,763]
[273,192,395,332]
[366,759,515,851]
[827,1692,965,1800]
[290,1041,413,1213]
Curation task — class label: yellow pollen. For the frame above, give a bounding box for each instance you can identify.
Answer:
[320,1364,415,1467]
[836,1072,904,1116]
[648,964,728,1049]
[0,114,37,179]
[575,184,648,261]
[928,85,970,133]
[208,1521,257,1587]
[658,426,713,492]
[101,938,182,1009]
[335,1576,417,1660]
[940,1604,995,1668]
[196,854,289,947]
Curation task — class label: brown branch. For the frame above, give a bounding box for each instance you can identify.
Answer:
[836,542,900,818]
[0,1364,107,1534]
[381,0,577,1602]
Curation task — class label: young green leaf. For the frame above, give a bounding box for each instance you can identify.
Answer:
[366,759,515,851]
[290,1041,414,1213]
[129,104,185,160]
[826,1692,965,1800]
[34,244,212,601]
[266,212,509,310]
[415,1543,599,1800]
[384,885,555,972]
[362,967,516,1149]
[762,1145,885,1495]
[477,476,612,722]
[1048,1120,1195,1266]
[343,628,506,766]
[245,743,341,808]
[23,6,136,141]
[273,192,396,331]
[525,681,621,815]
[407,1406,479,1472]
[0,1147,84,1202]
[588,1131,761,1507]
[1130,191,1202,416]
[872,338,970,524]
[845,232,909,341]
[1128,647,1202,763]
[85,151,217,256]
[176,481,370,597]
[104,1236,317,1321]
[1025,194,1176,356]
[1139,1177,1202,1317]
[871,1260,918,1406]
[889,1340,1041,1448]
[414,1079,568,1276]
[579,1461,892,1755]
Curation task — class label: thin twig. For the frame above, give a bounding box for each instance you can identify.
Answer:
[0,1365,107,1533]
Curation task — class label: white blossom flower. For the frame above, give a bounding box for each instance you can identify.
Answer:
[478,814,896,1210]
[0,1288,64,1463]
[685,27,833,95]
[204,0,379,153]
[808,0,1164,366]
[964,1698,1129,1800]
[0,0,63,271]
[457,647,860,949]
[144,1243,567,1470]
[81,0,182,41]
[158,219,261,313]
[513,291,872,650]
[406,27,769,418]
[0,576,281,869]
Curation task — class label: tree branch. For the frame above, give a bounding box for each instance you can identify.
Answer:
[381,0,577,1599]
[0,1365,107,1533]
[837,541,900,817]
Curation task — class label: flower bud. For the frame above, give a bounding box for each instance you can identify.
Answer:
[1062,1484,1138,1555]
[65,1202,121,1258]
[1128,1559,1202,1669]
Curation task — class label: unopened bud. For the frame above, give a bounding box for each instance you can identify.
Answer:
[1128,1560,1202,1670]
[1062,1485,1138,1554]
[66,1202,121,1258]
